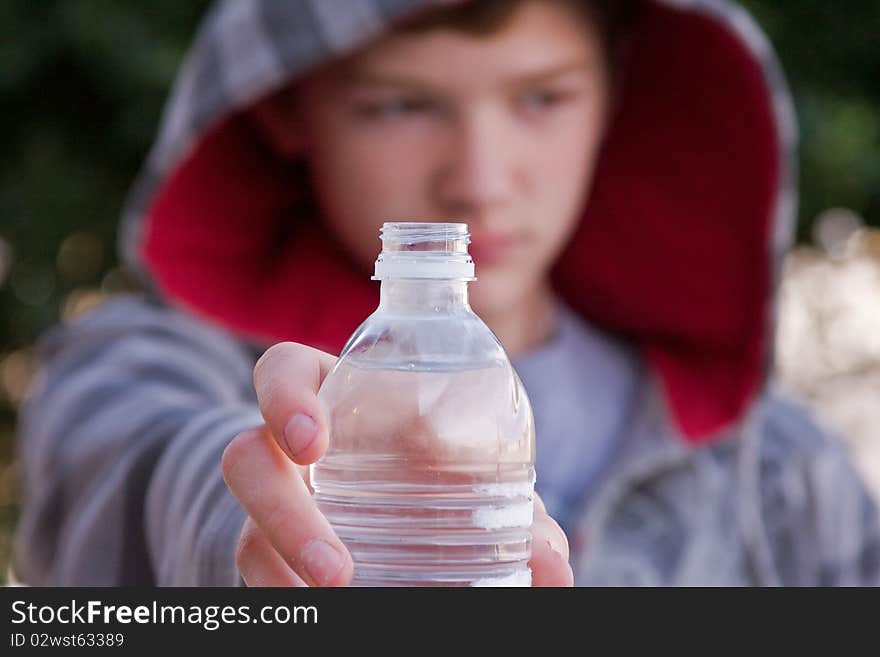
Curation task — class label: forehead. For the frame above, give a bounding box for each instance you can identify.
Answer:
[335,2,601,91]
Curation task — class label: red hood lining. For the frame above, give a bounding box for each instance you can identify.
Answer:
[142,1,779,443]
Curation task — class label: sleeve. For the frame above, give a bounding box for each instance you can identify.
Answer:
[803,431,880,586]
[13,295,263,586]
[760,393,880,586]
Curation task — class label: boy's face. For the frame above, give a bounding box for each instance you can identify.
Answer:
[293,1,610,315]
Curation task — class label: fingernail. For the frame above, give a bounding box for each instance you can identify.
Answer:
[300,539,345,586]
[546,537,567,561]
[282,413,318,457]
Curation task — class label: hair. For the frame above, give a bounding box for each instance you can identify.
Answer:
[252,0,638,159]
[393,0,639,75]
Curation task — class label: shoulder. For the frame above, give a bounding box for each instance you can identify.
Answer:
[42,293,249,346]
[752,388,880,584]
[754,389,865,485]
[27,294,261,408]
[37,293,259,369]
[750,387,871,509]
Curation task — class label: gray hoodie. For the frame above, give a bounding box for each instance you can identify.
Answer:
[13,0,880,586]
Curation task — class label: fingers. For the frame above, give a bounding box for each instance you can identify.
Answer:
[533,491,547,515]
[222,426,353,587]
[236,517,307,587]
[530,508,574,587]
[253,342,337,465]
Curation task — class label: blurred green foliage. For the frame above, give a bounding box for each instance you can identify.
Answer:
[742,0,880,241]
[0,0,878,582]
[1,0,211,350]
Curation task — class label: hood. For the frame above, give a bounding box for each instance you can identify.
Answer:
[119,0,798,444]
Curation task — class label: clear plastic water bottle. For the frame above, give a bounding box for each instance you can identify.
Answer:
[311,222,536,587]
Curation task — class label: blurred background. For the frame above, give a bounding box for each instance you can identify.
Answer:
[1,0,878,583]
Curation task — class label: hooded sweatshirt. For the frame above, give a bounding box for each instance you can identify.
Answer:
[13,0,880,586]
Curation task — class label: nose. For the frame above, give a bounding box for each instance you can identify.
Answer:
[433,106,517,218]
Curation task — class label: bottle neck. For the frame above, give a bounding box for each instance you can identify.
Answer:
[378,278,471,315]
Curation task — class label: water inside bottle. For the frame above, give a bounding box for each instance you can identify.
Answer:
[311,359,535,587]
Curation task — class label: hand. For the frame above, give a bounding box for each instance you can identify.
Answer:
[221,341,574,587]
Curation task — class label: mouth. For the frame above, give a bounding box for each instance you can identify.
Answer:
[468,232,525,267]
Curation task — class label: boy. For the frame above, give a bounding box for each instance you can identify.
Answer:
[14,0,880,585]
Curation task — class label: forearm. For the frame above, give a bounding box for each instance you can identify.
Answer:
[12,296,261,586]
[146,405,262,586]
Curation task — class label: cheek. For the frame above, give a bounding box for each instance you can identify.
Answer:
[307,127,436,265]
[532,110,604,201]
[526,110,605,246]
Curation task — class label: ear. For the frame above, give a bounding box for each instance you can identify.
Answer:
[250,87,305,158]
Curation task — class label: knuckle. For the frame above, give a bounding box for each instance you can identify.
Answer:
[256,341,288,369]
[221,426,263,481]
[254,345,281,391]
[255,342,301,382]
[254,344,313,420]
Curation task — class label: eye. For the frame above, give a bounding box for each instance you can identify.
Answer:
[518,89,578,114]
